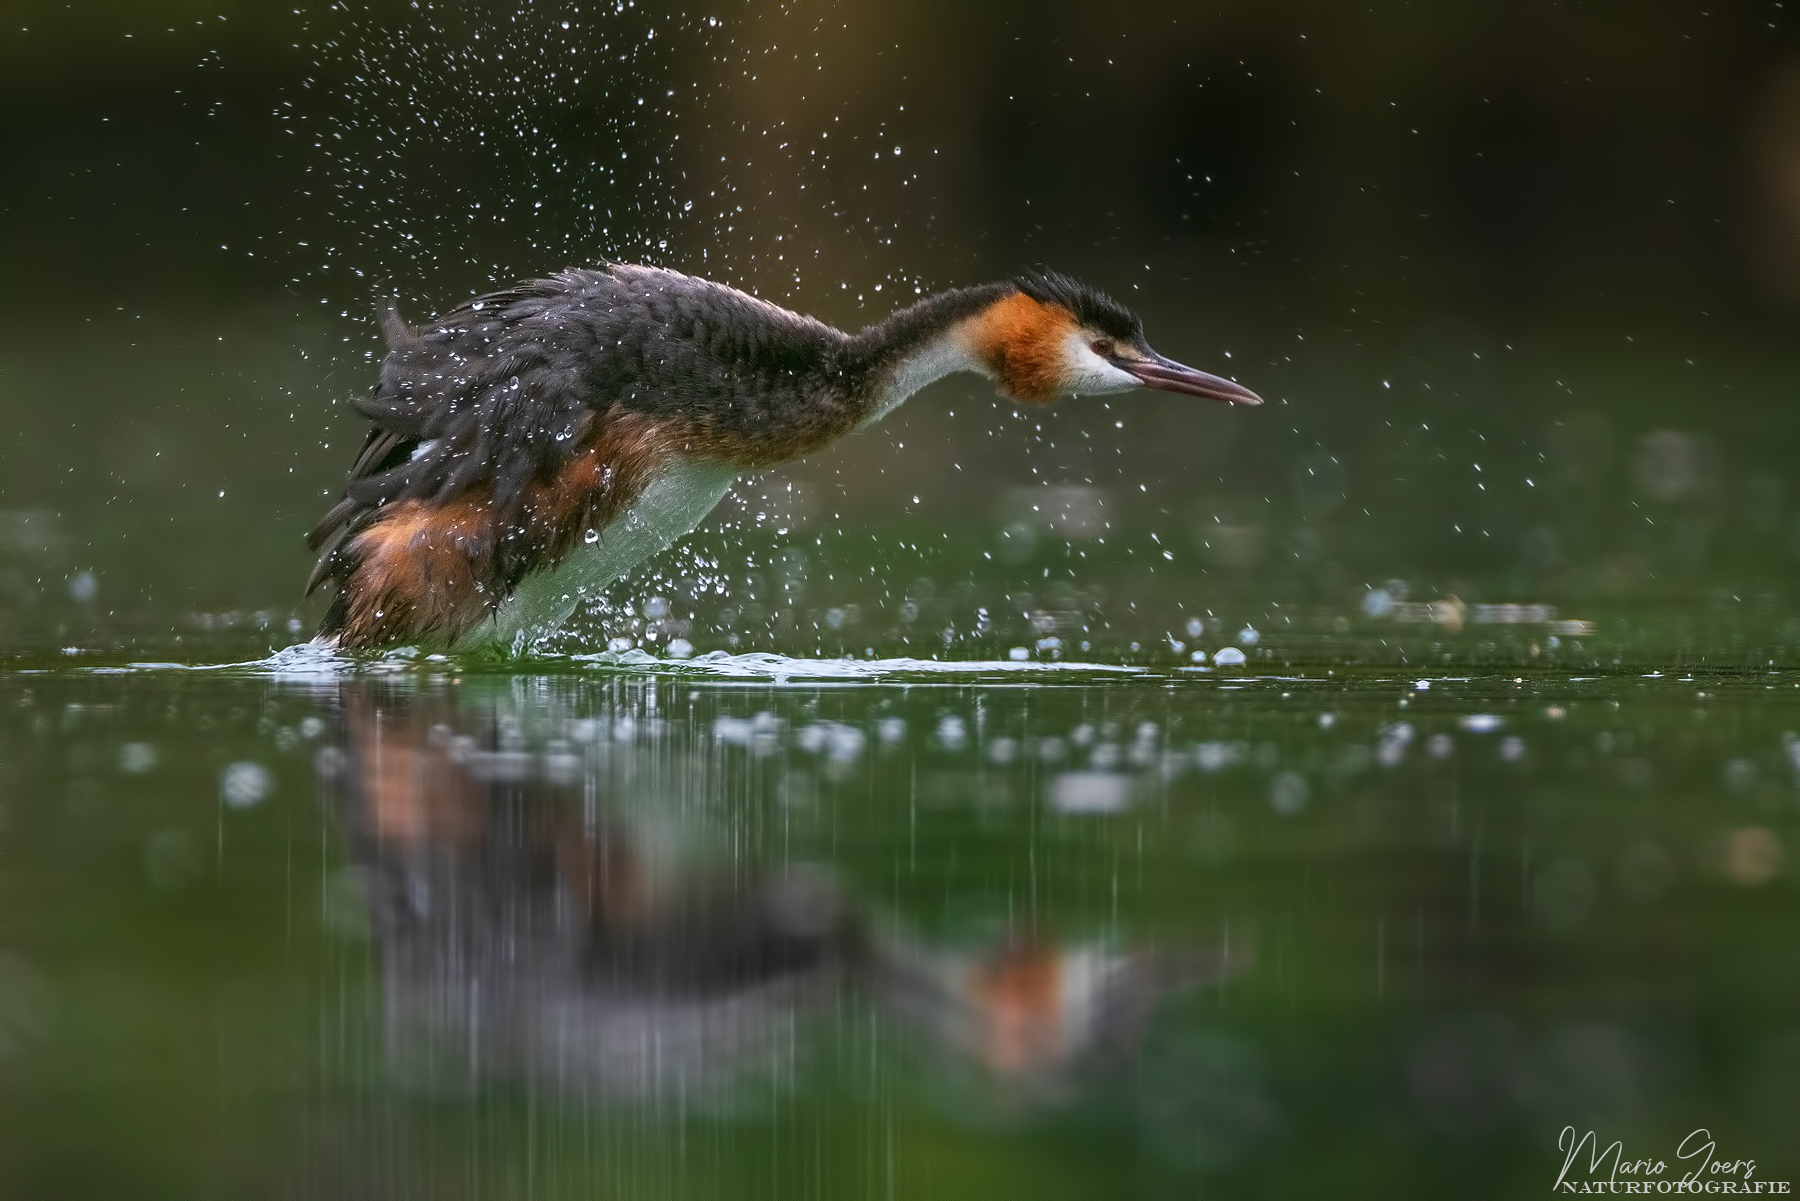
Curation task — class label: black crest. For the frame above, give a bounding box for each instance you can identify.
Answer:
[1013,270,1143,342]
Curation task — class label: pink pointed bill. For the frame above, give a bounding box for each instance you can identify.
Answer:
[1122,353,1262,405]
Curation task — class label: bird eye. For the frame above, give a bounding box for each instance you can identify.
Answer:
[1090,339,1115,358]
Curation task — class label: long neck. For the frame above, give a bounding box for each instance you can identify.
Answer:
[835,282,1014,424]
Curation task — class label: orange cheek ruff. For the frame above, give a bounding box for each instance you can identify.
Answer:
[968,292,1077,404]
[971,941,1066,1073]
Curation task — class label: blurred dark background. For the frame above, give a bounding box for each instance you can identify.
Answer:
[4,0,1800,651]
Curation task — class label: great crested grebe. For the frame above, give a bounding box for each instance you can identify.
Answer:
[306,263,1261,650]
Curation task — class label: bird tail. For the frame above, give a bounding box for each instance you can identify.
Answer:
[380,301,419,351]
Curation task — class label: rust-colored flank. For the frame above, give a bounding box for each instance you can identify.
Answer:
[338,496,494,648]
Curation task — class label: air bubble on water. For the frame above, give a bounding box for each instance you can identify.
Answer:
[1195,741,1235,772]
[313,746,346,779]
[1376,722,1414,767]
[119,743,158,774]
[935,716,967,751]
[1724,758,1756,791]
[221,761,273,808]
[1050,772,1129,815]
[1269,771,1309,815]
[1237,626,1260,646]
[827,725,866,764]
[1213,647,1247,666]
[1459,714,1503,733]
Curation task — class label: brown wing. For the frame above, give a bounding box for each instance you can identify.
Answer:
[306,276,613,594]
[306,270,686,647]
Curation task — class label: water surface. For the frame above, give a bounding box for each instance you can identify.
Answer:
[0,657,1793,1197]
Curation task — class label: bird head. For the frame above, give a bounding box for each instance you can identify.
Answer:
[966,271,1262,407]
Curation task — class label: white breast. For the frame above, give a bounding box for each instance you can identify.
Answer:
[465,460,738,654]
[857,327,986,429]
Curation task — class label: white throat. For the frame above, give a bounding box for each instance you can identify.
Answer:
[857,326,987,429]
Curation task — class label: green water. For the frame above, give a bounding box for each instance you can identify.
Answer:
[0,656,1793,1198]
[7,1,1800,1194]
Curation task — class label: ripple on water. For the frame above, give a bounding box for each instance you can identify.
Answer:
[568,649,1150,683]
[69,642,1165,684]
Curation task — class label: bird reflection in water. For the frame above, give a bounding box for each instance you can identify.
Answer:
[322,687,1246,1109]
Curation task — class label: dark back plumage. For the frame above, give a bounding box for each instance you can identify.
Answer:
[314,267,840,540]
